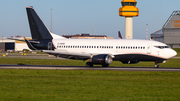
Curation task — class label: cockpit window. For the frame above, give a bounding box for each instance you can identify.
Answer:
[154,46,169,49]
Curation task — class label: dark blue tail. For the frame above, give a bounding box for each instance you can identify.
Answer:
[26,6,53,40]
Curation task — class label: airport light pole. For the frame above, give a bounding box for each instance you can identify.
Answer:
[50,9,53,32]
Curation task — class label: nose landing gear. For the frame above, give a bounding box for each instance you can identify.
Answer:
[154,61,159,68]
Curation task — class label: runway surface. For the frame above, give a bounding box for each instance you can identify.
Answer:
[0,64,180,71]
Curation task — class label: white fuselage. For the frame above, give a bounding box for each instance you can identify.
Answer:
[51,39,177,61]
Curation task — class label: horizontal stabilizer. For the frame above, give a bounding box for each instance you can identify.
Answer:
[7,38,40,44]
[24,38,37,50]
[7,38,25,42]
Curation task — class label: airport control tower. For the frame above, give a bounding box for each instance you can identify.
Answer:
[119,0,139,39]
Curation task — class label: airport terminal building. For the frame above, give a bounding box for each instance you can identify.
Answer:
[151,11,180,48]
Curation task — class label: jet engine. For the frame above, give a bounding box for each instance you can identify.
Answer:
[91,54,113,67]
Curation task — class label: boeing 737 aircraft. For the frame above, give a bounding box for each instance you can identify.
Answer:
[24,6,177,68]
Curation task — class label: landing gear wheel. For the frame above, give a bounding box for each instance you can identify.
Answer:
[102,64,109,67]
[154,64,159,68]
[154,61,159,68]
[86,62,93,67]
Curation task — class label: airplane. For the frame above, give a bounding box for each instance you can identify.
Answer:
[118,31,123,39]
[24,6,177,68]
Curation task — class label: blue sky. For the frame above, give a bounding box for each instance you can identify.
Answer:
[0,0,180,39]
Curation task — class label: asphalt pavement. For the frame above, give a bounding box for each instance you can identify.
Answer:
[0,64,180,71]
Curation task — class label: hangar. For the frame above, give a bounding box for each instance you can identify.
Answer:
[0,36,31,52]
[151,11,180,48]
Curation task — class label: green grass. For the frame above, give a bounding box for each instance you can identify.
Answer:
[173,48,180,57]
[0,69,180,101]
[0,57,180,67]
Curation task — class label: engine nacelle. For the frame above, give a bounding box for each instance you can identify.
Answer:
[121,60,139,64]
[92,54,113,65]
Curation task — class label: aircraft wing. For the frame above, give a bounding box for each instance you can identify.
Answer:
[43,50,91,60]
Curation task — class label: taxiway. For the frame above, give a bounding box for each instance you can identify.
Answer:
[0,64,180,71]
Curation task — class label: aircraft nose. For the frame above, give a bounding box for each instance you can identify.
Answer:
[171,49,177,57]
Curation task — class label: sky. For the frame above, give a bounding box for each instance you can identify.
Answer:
[0,0,180,39]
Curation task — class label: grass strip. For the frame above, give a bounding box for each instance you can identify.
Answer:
[0,57,180,68]
[0,69,180,101]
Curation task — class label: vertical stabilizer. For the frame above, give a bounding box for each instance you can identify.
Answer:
[118,31,123,39]
[26,6,53,40]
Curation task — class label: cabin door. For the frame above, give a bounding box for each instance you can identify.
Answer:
[147,43,152,54]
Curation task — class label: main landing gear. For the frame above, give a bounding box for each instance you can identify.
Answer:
[86,62,109,67]
[154,61,159,68]
[86,62,93,67]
